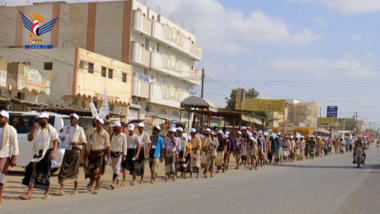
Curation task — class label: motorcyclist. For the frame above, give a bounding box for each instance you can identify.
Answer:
[353,138,366,163]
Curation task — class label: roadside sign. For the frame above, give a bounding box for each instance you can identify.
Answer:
[321,117,338,124]
[327,106,338,118]
[278,122,294,135]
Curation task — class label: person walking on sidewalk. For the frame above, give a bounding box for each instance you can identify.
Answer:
[0,110,19,204]
[55,113,86,196]
[148,125,164,184]
[20,112,58,200]
[108,122,127,190]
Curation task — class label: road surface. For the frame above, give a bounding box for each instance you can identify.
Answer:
[2,146,380,214]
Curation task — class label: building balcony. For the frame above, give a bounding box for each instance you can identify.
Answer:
[130,41,151,68]
[151,21,202,61]
[132,10,152,36]
[132,73,150,99]
[148,82,191,108]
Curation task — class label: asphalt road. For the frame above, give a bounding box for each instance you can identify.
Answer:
[2,146,380,214]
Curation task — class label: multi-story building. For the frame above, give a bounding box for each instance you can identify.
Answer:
[269,100,318,130]
[0,47,133,121]
[0,0,202,126]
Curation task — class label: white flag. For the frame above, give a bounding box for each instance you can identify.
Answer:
[90,99,98,118]
[98,88,109,119]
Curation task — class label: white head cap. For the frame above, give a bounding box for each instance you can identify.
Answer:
[217,130,224,135]
[38,112,49,119]
[137,122,144,128]
[153,125,161,130]
[290,135,294,139]
[258,130,263,134]
[264,133,268,136]
[205,128,211,132]
[97,118,104,124]
[190,128,196,133]
[237,131,242,135]
[111,121,121,127]
[241,126,247,131]
[170,127,177,133]
[176,127,183,132]
[225,131,230,135]
[128,124,135,131]
[0,110,9,119]
[70,113,79,120]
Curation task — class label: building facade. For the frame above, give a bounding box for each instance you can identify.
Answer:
[0,47,133,121]
[269,100,318,130]
[0,0,202,126]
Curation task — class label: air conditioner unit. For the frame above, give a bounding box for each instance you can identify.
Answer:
[146,105,154,112]
[79,61,89,68]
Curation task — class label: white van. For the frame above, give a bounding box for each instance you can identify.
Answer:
[9,111,70,173]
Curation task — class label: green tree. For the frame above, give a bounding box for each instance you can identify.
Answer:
[225,88,259,111]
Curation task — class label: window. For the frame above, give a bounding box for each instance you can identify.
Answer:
[72,98,78,105]
[88,63,94,73]
[109,104,114,111]
[159,108,167,115]
[44,62,53,70]
[17,92,25,100]
[108,69,113,79]
[172,111,179,118]
[101,67,106,77]
[157,43,160,52]
[122,72,127,83]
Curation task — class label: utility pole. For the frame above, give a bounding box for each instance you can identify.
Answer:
[201,68,205,98]
[353,112,358,135]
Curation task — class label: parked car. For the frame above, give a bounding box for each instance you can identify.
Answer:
[9,111,70,173]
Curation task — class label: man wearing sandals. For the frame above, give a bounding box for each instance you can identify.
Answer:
[20,112,58,200]
[84,117,110,194]
[164,128,178,181]
[0,110,19,204]
[54,113,86,196]
[108,122,127,190]
[123,124,140,186]
[201,129,218,178]
[148,125,164,184]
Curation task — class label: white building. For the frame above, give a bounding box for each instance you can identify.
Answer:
[0,0,202,127]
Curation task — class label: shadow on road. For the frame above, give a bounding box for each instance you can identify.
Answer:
[274,164,380,170]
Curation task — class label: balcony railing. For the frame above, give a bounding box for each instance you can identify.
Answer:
[130,41,151,68]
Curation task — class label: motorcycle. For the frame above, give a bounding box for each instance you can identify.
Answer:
[353,148,365,168]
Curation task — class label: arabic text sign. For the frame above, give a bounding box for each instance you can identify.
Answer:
[23,67,46,91]
[320,117,338,124]
[327,106,338,118]
[236,98,285,112]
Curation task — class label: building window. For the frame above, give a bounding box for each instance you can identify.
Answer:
[17,92,25,100]
[172,111,179,118]
[109,104,114,111]
[157,43,160,52]
[44,62,53,70]
[101,67,106,77]
[159,108,167,115]
[88,63,94,73]
[72,98,78,105]
[108,69,113,79]
[122,72,127,83]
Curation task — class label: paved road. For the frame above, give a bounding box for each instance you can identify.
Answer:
[2,147,380,214]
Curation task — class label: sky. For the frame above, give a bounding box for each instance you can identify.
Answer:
[4,0,380,128]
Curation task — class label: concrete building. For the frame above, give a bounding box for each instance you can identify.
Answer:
[270,100,318,130]
[0,0,202,127]
[0,47,133,121]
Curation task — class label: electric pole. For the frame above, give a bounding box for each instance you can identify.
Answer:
[201,68,205,98]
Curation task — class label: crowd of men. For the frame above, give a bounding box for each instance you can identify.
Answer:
[0,110,370,204]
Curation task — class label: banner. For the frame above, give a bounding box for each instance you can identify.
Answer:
[89,99,99,118]
[23,67,46,91]
[236,98,285,112]
[320,117,338,124]
[98,88,109,119]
